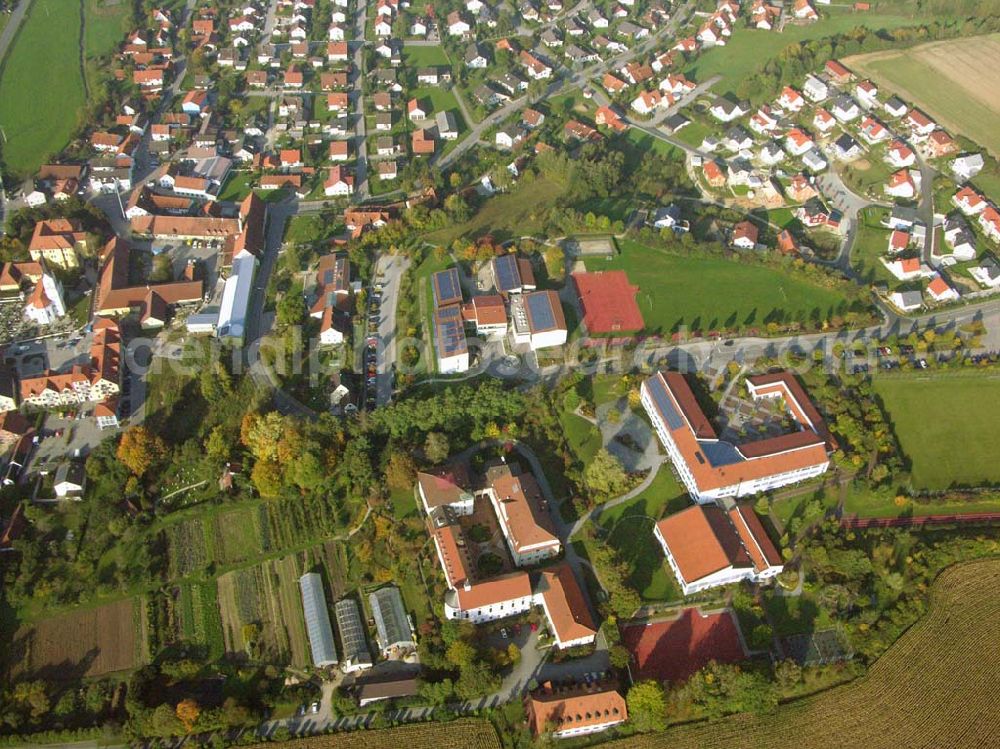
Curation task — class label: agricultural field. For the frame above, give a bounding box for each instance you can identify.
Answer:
[163,494,361,581]
[217,554,311,666]
[685,5,954,96]
[176,582,225,659]
[599,558,1000,748]
[244,719,502,749]
[845,34,1000,156]
[874,372,1000,490]
[0,0,129,176]
[584,241,855,335]
[6,598,144,679]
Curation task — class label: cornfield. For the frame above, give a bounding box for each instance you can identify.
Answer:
[604,558,1000,749]
[244,720,501,749]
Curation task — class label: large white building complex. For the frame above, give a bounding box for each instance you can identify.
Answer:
[418,462,597,649]
[653,502,784,595]
[640,370,835,503]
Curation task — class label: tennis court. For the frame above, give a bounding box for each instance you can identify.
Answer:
[621,607,748,683]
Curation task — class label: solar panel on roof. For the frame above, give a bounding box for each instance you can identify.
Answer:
[525,292,556,332]
[433,268,462,306]
[648,375,684,430]
[494,254,521,292]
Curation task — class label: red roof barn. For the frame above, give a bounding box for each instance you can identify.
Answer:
[572,271,644,334]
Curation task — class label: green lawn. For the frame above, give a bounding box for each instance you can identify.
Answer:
[559,410,603,466]
[684,7,944,97]
[0,0,129,176]
[851,206,900,286]
[217,172,253,202]
[969,157,1000,206]
[843,483,1000,518]
[425,174,570,245]
[597,469,689,601]
[402,44,450,67]
[673,119,712,149]
[410,250,454,372]
[0,0,84,176]
[583,240,854,335]
[625,129,684,158]
[83,0,130,58]
[390,486,417,519]
[873,373,1000,490]
[838,152,894,202]
[408,85,467,136]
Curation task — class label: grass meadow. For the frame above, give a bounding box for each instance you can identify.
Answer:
[0,0,129,176]
[684,5,949,96]
[583,240,852,335]
[873,372,1000,490]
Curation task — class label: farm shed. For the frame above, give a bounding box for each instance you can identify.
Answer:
[299,572,338,667]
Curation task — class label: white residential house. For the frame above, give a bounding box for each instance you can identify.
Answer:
[802,149,828,172]
[970,256,1000,288]
[831,95,861,123]
[882,257,933,281]
[952,153,985,182]
[885,141,916,168]
[942,216,977,262]
[709,98,747,122]
[885,169,920,199]
[802,74,829,102]
[778,86,805,112]
[926,275,959,303]
[883,96,908,118]
[889,290,923,312]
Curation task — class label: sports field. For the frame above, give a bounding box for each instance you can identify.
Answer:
[622,608,748,683]
[600,558,1000,748]
[0,0,129,176]
[874,373,1000,490]
[845,34,1000,156]
[584,241,855,335]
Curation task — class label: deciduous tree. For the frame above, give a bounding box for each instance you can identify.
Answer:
[117,426,167,477]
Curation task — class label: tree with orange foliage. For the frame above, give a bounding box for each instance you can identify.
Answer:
[117,426,166,477]
[175,698,200,732]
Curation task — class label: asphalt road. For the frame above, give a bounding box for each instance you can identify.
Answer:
[0,0,30,65]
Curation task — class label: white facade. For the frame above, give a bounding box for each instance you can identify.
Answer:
[217,251,257,341]
[653,523,781,595]
[640,381,829,503]
[444,587,534,622]
[23,275,67,326]
[437,349,470,374]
